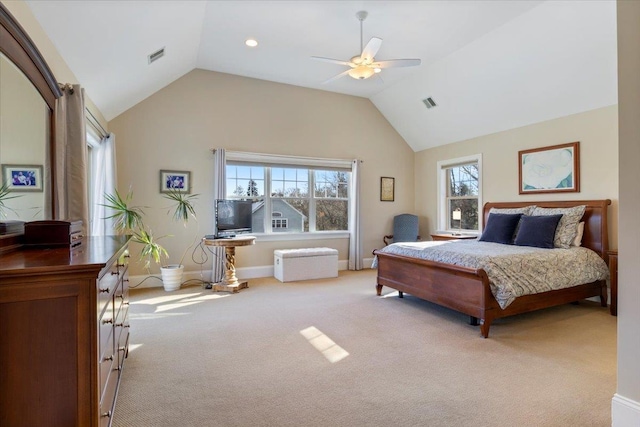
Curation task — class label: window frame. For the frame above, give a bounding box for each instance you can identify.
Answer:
[225,152,352,241]
[436,154,483,234]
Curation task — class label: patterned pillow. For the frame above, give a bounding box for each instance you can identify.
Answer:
[531,205,586,249]
[489,206,536,216]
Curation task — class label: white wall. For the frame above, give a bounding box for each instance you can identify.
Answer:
[613,1,640,425]
[414,105,618,248]
[109,69,415,276]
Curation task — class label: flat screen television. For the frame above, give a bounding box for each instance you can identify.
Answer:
[215,199,253,238]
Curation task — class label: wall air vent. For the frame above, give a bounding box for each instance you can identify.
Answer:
[422,97,437,109]
[148,47,165,64]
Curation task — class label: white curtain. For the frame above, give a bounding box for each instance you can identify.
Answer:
[90,133,117,236]
[54,84,89,230]
[212,149,227,282]
[348,159,363,270]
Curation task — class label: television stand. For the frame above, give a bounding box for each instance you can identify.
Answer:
[202,235,256,293]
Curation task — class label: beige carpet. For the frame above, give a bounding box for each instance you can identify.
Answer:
[113,270,616,427]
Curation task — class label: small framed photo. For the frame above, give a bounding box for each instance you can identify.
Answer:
[380,177,395,202]
[518,142,580,194]
[160,170,191,193]
[1,164,43,192]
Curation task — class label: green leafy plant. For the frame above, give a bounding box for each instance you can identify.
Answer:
[0,182,22,218]
[133,228,169,270]
[103,189,145,232]
[102,188,198,271]
[163,189,198,225]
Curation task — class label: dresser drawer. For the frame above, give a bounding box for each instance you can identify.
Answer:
[99,298,115,357]
[117,331,129,371]
[99,367,119,427]
[97,265,119,316]
[99,329,115,399]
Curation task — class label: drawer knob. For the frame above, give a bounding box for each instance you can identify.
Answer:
[117,263,125,268]
[99,288,110,293]
[102,318,113,325]
[103,355,113,362]
[101,411,112,418]
[124,324,131,328]
[119,346,127,352]
[115,322,124,327]
[111,271,119,276]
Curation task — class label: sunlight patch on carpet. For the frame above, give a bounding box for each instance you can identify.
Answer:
[380,290,401,298]
[127,343,143,353]
[300,326,349,363]
[132,293,201,306]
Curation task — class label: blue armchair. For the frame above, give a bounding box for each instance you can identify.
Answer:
[383,214,420,245]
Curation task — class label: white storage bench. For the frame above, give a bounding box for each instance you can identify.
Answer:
[274,247,338,282]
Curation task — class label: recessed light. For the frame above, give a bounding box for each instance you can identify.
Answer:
[245,39,258,47]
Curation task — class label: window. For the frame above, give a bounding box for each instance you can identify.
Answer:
[437,154,482,233]
[225,153,352,236]
[272,218,288,228]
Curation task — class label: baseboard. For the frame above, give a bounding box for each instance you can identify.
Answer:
[130,258,375,289]
[612,393,640,426]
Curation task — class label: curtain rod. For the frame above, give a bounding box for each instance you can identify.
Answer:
[85,107,108,139]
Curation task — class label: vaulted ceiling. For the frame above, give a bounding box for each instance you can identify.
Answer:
[25,1,617,152]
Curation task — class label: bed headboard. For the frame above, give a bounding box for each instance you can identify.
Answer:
[483,200,611,260]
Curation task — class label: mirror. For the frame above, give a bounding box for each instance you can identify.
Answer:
[0,52,49,220]
[0,4,61,225]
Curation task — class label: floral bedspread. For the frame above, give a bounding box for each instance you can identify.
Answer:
[373,240,609,309]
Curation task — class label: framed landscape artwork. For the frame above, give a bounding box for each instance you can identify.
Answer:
[2,164,43,192]
[160,170,191,193]
[518,142,580,194]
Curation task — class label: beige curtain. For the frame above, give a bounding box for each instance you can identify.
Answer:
[212,148,226,283]
[54,84,89,232]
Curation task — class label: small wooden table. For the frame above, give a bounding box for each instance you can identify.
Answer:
[431,233,478,241]
[203,235,255,293]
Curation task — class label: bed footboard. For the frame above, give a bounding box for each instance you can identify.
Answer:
[374,250,497,337]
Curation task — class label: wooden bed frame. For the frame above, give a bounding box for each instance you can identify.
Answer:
[374,199,611,338]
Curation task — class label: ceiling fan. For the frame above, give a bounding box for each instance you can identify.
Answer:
[312,11,421,83]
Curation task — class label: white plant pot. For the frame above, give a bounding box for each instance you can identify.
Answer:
[161,264,184,291]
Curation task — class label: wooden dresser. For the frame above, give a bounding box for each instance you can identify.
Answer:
[0,235,131,427]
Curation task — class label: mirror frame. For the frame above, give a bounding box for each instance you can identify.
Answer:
[0,3,62,219]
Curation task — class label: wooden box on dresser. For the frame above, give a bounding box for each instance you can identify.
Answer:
[0,235,131,427]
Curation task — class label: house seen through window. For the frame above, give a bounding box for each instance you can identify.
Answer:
[226,162,350,234]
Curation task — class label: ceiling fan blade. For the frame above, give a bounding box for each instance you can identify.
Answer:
[372,58,421,69]
[361,37,382,62]
[311,56,353,67]
[322,69,351,84]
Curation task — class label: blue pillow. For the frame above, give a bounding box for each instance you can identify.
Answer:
[479,213,523,244]
[514,214,563,249]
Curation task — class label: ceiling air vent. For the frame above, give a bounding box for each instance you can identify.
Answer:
[422,97,437,109]
[148,47,165,64]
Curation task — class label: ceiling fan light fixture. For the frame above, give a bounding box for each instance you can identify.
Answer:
[348,65,375,80]
[373,67,382,73]
[245,38,258,47]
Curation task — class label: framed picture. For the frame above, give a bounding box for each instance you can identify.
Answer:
[380,177,395,202]
[518,142,580,195]
[160,170,191,193]
[1,164,43,192]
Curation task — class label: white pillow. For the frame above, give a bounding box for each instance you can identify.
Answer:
[572,221,585,247]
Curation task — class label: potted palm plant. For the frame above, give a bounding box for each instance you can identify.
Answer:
[0,182,21,218]
[103,188,198,291]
